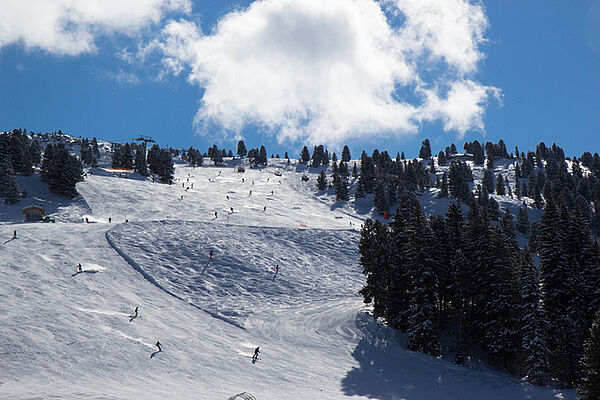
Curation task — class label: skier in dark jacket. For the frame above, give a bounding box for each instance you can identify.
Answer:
[156,341,162,352]
[134,306,139,317]
[252,346,260,360]
[77,263,82,272]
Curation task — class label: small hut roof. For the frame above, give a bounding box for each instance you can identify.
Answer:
[22,205,46,215]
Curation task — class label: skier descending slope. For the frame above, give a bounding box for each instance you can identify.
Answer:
[252,347,260,361]
[155,341,162,352]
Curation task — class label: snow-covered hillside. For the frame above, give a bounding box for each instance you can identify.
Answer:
[0,155,575,399]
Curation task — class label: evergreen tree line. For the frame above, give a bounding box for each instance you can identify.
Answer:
[182,147,204,166]
[79,137,100,166]
[147,145,174,184]
[0,129,41,203]
[359,191,600,389]
[41,143,84,198]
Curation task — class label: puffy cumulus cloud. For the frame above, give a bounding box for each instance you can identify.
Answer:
[0,0,191,55]
[153,0,500,145]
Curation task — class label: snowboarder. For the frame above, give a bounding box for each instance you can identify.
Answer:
[252,347,260,360]
[134,306,139,317]
[155,341,162,352]
[77,263,82,272]
[209,250,213,260]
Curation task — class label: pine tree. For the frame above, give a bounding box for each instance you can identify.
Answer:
[496,174,506,196]
[157,150,174,184]
[316,170,327,191]
[359,219,392,315]
[121,143,133,169]
[374,182,387,214]
[578,311,600,399]
[483,170,495,194]
[517,207,530,234]
[0,158,20,203]
[419,138,432,159]
[518,248,550,385]
[341,145,351,162]
[91,137,100,159]
[438,172,449,198]
[237,140,247,158]
[300,146,310,163]
[335,175,349,201]
[404,205,441,356]
[135,146,148,176]
[352,162,358,178]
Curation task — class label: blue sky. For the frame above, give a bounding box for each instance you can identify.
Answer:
[0,0,598,159]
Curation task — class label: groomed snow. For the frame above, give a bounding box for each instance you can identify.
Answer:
[0,156,575,399]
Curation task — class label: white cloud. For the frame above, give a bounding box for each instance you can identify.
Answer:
[0,0,191,55]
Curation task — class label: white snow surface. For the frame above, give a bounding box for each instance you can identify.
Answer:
[0,156,575,399]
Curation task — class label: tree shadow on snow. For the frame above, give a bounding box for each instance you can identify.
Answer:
[341,312,574,400]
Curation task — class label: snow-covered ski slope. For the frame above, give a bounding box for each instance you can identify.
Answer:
[0,157,575,399]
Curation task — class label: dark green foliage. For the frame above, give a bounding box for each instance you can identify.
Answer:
[518,248,550,385]
[374,182,388,214]
[0,129,33,175]
[438,172,448,198]
[464,140,485,164]
[448,161,472,202]
[157,149,174,184]
[91,137,100,159]
[517,207,529,234]
[135,146,148,176]
[237,140,247,158]
[316,170,327,191]
[342,145,351,162]
[41,144,83,198]
[578,311,600,399]
[482,170,495,194]
[496,174,506,195]
[0,158,21,203]
[300,146,310,163]
[419,138,432,159]
[335,175,349,201]
[437,151,446,166]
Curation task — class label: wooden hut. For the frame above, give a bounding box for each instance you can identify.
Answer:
[22,205,45,221]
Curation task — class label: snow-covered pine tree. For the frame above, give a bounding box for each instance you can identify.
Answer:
[577,311,600,400]
[358,219,391,316]
[403,204,441,356]
[518,248,550,385]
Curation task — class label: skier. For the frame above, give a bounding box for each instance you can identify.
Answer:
[215,211,218,218]
[230,207,234,212]
[85,217,89,223]
[134,306,139,317]
[263,206,267,212]
[275,264,279,274]
[226,195,229,200]
[209,250,213,260]
[252,346,260,360]
[77,263,82,272]
[108,217,111,223]
[13,230,17,239]
[155,341,162,352]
